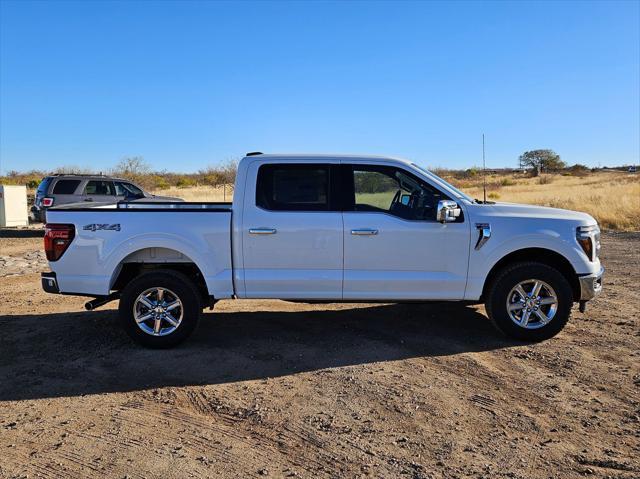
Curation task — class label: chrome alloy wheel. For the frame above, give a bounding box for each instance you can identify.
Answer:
[133,287,184,336]
[506,279,558,329]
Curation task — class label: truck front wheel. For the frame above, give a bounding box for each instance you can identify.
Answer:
[485,262,573,341]
[118,270,201,348]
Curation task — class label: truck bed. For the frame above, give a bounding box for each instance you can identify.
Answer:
[45,201,234,298]
[50,200,233,211]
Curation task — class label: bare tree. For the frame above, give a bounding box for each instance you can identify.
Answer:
[114,157,150,178]
[198,158,238,187]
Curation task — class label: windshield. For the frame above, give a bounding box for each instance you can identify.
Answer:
[411,164,474,203]
[115,182,144,197]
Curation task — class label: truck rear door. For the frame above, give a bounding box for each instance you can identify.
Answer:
[82,180,118,203]
[240,162,343,299]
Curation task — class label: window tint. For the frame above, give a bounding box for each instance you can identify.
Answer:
[52,179,81,195]
[256,164,330,211]
[115,182,143,196]
[350,166,446,221]
[85,181,115,196]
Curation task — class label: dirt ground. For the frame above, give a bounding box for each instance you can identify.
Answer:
[0,232,638,479]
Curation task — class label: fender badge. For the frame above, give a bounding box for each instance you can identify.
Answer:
[83,223,121,232]
[475,223,491,250]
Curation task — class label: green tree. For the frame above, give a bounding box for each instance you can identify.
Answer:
[518,149,566,176]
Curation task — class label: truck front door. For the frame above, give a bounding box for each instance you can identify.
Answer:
[241,162,343,299]
[341,163,470,300]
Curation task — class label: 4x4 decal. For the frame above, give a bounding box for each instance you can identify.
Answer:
[83,223,121,232]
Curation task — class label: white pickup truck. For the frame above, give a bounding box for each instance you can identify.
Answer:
[41,153,604,347]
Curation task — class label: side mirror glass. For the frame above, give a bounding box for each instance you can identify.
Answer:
[436,200,461,223]
[400,194,411,205]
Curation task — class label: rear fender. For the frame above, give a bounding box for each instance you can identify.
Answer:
[105,234,231,298]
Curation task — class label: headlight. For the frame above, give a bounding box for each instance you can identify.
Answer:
[576,225,600,262]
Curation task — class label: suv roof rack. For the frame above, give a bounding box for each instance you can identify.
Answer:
[246,151,263,156]
[51,173,108,177]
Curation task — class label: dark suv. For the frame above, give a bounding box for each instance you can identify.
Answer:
[32,174,182,222]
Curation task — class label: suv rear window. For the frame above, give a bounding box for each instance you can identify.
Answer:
[52,179,81,195]
[256,164,331,211]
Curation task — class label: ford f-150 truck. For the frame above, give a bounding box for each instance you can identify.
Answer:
[41,153,604,348]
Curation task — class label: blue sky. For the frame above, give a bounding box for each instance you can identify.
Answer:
[0,0,638,173]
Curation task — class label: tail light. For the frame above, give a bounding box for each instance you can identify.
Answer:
[44,224,75,261]
[42,197,54,207]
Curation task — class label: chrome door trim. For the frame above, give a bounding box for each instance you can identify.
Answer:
[351,229,379,236]
[249,228,277,235]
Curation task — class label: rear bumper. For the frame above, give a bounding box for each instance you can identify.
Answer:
[41,272,60,294]
[31,206,46,223]
[578,266,604,301]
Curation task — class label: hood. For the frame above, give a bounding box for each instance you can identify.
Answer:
[481,202,597,225]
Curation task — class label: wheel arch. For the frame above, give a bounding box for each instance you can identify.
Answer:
[109,247,211,304]
[481,248,580,302]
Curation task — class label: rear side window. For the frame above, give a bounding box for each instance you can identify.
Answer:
[85,181,115,196]
[52,179,81,195]
[256,164,331,211]
[36,177,53,195]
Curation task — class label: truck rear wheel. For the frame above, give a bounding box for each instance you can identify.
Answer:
[118,269,201,348]
[485,261,573,341]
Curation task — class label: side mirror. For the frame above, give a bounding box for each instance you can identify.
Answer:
[436,200,461,223]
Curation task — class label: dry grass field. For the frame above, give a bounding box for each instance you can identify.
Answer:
[455,170,640,231]
[154,170,640,231]
[1,231,639,478]
[157,185,235,203]
[1,167,638,478]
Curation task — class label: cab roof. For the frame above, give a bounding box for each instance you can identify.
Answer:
[242,153,414,166]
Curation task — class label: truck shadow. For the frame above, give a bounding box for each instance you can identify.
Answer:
[0,303,522,401]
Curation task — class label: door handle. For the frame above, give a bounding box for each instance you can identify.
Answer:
[84,198,94,202]
[249,228,277,235]
[351,229,378,236]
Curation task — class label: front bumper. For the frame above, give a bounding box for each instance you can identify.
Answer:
[41,272,60,294]
[578,266,604,301]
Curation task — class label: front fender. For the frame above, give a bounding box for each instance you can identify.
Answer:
[465,226,600,300]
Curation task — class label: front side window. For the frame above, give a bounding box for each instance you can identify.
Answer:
[115,182,143,197]
[85,180,115,196]
[256,164,331,211]
[52,179,81,195]
[350,165,447,221]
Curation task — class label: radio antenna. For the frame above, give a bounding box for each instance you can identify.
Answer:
[482,133,487,203]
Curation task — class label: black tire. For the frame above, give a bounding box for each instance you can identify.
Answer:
[118,269,201,348]
[485,261,573,341]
